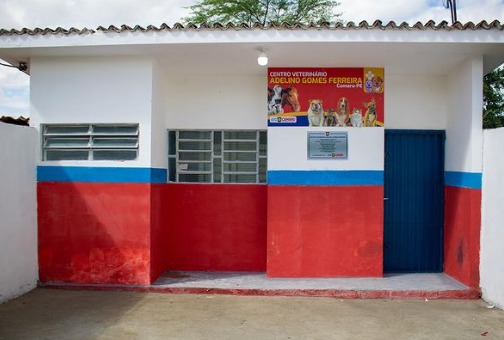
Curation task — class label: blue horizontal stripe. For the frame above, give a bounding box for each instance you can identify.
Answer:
[445,171,482,189]
[37,166,167,183]
[268,170,384,186]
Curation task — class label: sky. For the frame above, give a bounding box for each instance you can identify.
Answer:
[0,0,503,117]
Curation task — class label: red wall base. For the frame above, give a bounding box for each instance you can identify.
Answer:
[38,182,268,285]
[150,184,171,283]
[444,186,481,289]
[38,182,152,285]
[267,185,384,277]
[164,184,267,272]
[39,182,480,285]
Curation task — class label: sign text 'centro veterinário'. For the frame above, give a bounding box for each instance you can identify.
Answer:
[267,68,384,127]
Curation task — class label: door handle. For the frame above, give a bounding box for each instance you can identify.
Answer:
[384,197,389,200]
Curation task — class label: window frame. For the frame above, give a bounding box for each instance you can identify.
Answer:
[41,123,140,162]
[168,130,267,184]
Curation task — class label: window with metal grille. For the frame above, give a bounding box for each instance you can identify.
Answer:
[168,130,267,184]
[42,124,139,161]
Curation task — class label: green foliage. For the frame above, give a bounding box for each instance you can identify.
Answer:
[483,67,504,129]
[183,0,341,26]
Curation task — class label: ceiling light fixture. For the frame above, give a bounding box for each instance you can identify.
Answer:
[257,50,268,66]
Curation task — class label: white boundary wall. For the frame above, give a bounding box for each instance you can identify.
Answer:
[481,127,504,309]
[0,123,38,304]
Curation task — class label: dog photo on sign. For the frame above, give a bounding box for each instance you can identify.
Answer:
[307,99,324,127]
[335,97,351,127]
[363,98,378,127]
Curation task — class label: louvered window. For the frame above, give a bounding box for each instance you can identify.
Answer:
[168,130,267,184]
[42,124,139,161]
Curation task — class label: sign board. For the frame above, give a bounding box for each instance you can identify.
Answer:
[267,67,384,127]
[308,131,348,159]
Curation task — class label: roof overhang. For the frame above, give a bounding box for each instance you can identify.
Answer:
[1,21,503,76]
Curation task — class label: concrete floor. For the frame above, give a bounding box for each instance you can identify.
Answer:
[43,272,477,299]
[0,289,502,340]
[154,272,468,291]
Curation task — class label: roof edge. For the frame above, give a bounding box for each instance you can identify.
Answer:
[0,20,502,36]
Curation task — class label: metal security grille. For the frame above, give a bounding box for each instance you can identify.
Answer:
[168,130,267,184]
[42,124,139,161]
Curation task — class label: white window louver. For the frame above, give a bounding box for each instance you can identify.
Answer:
[42,124,139,161]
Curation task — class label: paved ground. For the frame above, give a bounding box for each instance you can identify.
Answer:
[0,288,503,340]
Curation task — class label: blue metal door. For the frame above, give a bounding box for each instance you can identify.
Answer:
[384,130,444,273]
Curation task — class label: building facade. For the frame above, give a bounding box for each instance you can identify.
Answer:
[1,21,503,289]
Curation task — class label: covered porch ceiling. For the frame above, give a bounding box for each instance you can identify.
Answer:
[1,40,503,76]
[151,41,504,75]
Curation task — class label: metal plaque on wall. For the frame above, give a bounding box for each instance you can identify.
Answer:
[308,131,348,159]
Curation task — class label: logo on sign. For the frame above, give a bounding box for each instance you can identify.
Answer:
[270,117,297,124]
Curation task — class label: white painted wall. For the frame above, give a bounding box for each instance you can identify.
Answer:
[385,75,447,129]
[27,58,478,175]
[30,56,155,168]
[164,73,448,131]
[446,57,484,173]
[28,60,457,173]
[0,123,38,304]
[481,127,504,309]
[268,128,383,171]
[151,62,168,169]
[164,74,266,130]
[162,73,455,173]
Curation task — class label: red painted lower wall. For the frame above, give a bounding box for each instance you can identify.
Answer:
[164,184,267,272]
[444,186,481,288]
[40,182,475,284]
[38,182,152,285]
[38,182,267,285]
[267,185,384,277]
[150,184,170,283]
